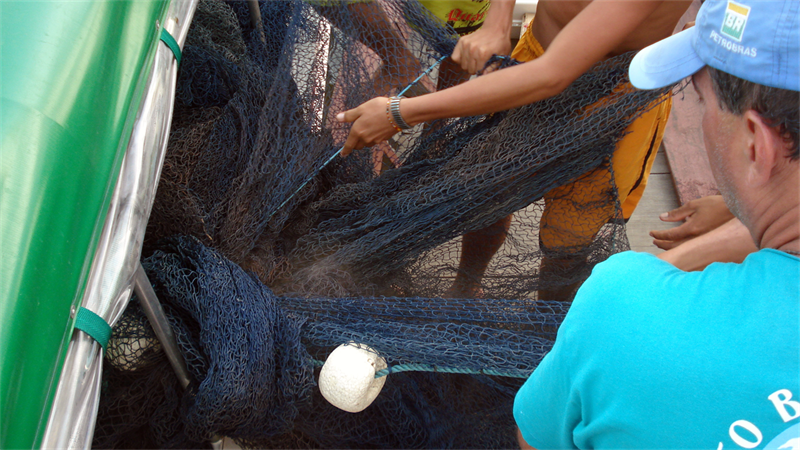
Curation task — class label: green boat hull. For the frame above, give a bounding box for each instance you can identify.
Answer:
[0,1,171,448]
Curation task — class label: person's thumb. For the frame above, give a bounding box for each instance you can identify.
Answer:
[451,41,463,64]
[336,108,358,124]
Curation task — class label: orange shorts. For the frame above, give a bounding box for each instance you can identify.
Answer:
[512,24,671,250]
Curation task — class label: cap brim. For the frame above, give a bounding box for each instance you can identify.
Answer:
[629,28,705,90]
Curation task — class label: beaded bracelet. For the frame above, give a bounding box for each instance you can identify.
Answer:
[389,96,413,130]
[385,98,402,132]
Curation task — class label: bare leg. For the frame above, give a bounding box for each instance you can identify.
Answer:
[536,253,586,302]
[446,214,513,298]
[436,60,492,298]
[438,59,507,298]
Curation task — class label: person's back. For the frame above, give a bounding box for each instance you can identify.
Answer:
[513,0,800,446]
[515,250,800,447]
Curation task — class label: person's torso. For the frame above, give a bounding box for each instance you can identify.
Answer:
[532,0,692,58]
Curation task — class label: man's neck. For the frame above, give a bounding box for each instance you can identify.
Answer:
[753,181,800,254]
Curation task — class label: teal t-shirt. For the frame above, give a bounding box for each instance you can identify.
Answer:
[514,249,800,449]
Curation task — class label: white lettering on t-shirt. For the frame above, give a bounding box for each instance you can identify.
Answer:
[768,389,800,422]
[729,420,763,448]
[717,389,800,448]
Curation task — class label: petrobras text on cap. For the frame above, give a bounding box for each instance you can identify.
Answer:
[709,29,757,58]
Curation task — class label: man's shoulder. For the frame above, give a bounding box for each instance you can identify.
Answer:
[572,251,718,327]
[573,249,799,324]
[593,250,665,271]
[583,249,797,297]
[584,250,672,290]
[561,252,675,338]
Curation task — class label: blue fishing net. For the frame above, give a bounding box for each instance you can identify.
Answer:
[99,235,560,448]
[96,0,672,447]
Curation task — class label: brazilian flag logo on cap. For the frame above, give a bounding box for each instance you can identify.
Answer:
[721,1,750,41]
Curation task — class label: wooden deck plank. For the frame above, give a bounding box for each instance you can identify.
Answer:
[626,150,680,254]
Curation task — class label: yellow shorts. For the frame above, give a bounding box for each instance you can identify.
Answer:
[511,24,671,250]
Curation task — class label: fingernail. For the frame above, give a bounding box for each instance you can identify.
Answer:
[659,213,669,220]
[336,113,344,122]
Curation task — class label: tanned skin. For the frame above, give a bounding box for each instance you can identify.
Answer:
[338,0,692,154]
[337,0,691,299]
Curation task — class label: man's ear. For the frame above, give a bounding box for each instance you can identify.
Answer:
[743,110,780,187]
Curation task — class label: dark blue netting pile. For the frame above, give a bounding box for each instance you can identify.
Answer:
[97,236,561,448]
[95,0,672,447]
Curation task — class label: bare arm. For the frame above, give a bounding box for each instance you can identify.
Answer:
[658,217,758,271]
[338,0,666,154]
[407,0,666,120]
[650,195,735,250]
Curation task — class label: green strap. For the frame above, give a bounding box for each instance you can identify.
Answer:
[74,307,111,351]
[159,28,181,65]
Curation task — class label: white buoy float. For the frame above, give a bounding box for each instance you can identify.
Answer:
[319,342,388,413]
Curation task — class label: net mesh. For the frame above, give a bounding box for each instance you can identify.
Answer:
[97,235,562,448]
[95,0,672,447]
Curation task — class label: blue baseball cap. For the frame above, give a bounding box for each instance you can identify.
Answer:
[629,0,799,91]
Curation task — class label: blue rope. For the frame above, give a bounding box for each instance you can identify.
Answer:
[311,358,528,379]
[374,363,528,379]
[396,55,448,97]
[267,55,449,221]
[268,149,341,221]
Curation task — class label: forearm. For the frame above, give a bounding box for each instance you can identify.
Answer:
[658,218,757,271]
[401,59,566,124]
[482,0,516,36]
[336,0,666,153]
[401,0,664,125]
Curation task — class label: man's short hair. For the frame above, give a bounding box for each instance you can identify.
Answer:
[630,0,798,158]
[707,67,800,160]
